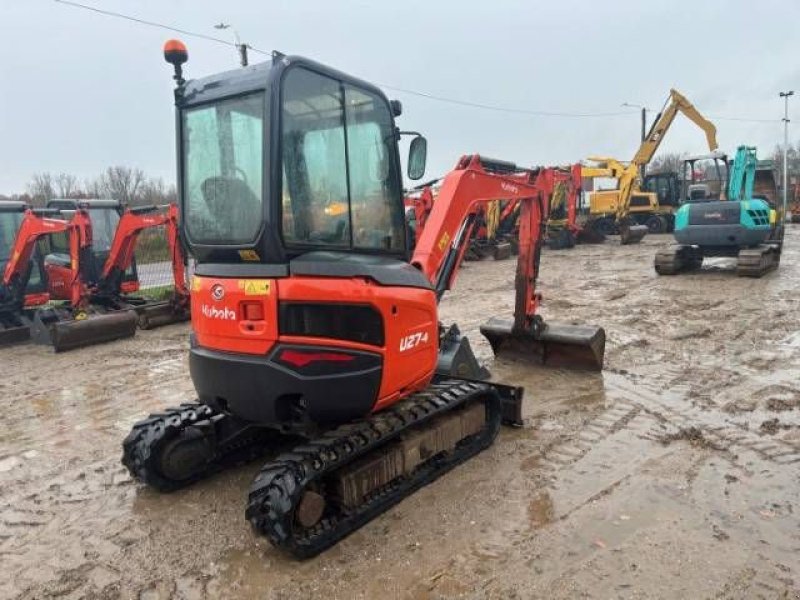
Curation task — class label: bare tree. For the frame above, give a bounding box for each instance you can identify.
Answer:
[27,172,55,206]
[138,177,167,206]
[649,152,687,174]
[55,173,81,198]
[98,166,145,204]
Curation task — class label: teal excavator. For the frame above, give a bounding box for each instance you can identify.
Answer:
[654,146,782,277]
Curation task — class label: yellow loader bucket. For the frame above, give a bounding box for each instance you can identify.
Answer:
[480,317,605,371]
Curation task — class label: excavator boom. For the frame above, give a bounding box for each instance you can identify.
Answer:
[585,89,718,244]
[96,203,189,328]
[412,155,605,370]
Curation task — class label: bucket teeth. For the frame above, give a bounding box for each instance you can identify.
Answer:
[480,317,605,371]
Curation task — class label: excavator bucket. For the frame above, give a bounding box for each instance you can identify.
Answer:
[135,300,190,330]
[619,223,648,245]
[30,308,138,352]
[480,317,605,371]
[436,324,490,380]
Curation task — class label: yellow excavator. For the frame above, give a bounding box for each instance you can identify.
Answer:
[583,89,718,244]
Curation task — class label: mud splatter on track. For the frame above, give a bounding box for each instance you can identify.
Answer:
[2,230,799,598]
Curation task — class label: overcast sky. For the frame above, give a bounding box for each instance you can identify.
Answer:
[1,0,798,194]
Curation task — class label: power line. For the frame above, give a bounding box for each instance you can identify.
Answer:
[371,85,633,118]
[52,0,784,124]
[53,0,238,47]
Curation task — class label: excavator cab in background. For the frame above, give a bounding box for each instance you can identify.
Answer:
[45,199,140,296]
[123,41,605,559]
[0,201,49,306]
[0,204,57,345]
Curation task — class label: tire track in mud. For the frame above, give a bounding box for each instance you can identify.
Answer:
[606,373,800,467]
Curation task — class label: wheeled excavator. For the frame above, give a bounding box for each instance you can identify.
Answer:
[122,41,606,559]
[584,89,718,244]
[655,146,783,277]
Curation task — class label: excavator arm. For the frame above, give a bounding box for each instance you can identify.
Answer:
[727,146,758,202]
[100,203,187,299]
[632,89,718,166]
[411,155,549,323]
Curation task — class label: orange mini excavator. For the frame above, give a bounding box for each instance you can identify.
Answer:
[46,203,189,329]
[0,205,70,345]
[123,41,605,558]
[0,205,137,349]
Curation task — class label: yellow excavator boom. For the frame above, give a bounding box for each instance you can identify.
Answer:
[584,89,718,243]
[631,89,718,167]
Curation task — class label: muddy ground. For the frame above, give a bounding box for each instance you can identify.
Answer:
[2,230,799,599]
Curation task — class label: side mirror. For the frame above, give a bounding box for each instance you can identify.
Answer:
[408,136,427,181]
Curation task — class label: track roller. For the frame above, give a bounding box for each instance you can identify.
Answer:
[122,403,279,492]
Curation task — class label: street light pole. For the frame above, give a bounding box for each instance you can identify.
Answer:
[780,91,793,223]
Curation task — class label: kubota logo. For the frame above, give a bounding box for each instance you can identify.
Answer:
[501,182,519,194]
[211,284,225,301]
[201,304,236,321]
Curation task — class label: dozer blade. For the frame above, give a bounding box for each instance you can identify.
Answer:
[619,224,648,245]
[480,317,605,371]
[31,309,138,352]
[135,300,190,330]
[0,324,31,347]
[575,228,606,244]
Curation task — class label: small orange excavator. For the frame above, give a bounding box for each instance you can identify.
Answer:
[123,42,605,558]
[0,205,70,345]
[544,164,605,249]
[0,205,138,349]
[45,203,190,329]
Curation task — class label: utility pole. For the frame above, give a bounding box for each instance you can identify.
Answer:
[779,91,793,223]
[622,102,650,176]
[214,23,249,67]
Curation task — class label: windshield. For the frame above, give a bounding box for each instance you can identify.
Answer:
[182,93,264,245]
[281,67,404,251]
[88,208,120,252]
[0,211,23,267]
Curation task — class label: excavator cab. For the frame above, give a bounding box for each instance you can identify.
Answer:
[0,201,48,304]
[680,153,729,202]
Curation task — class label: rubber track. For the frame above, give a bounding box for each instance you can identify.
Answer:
[654,246,702,276]
[736,245,780,278]
[122,403,274,492]
[245,379,502,559]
